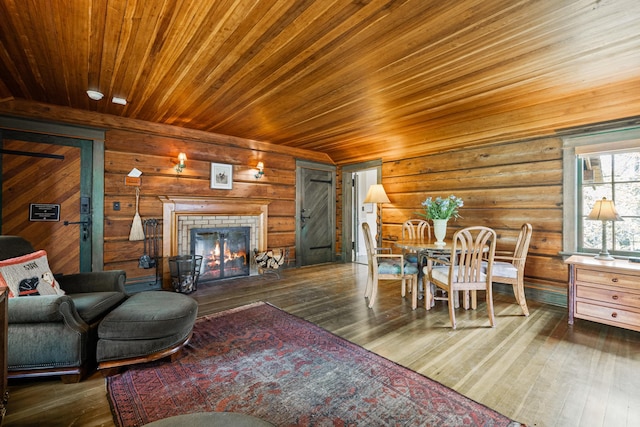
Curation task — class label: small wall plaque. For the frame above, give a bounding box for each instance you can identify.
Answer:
[124,176,142,187]
[125,167,142,186]
[29,204,60,222]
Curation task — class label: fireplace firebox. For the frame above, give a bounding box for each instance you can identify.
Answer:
[190,227,250,282]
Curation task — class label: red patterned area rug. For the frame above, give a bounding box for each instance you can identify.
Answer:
[107,302,523,427]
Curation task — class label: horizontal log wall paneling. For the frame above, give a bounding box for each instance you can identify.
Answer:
[104,128,309,282]
[380,136,567,305]
[0,102,331,285]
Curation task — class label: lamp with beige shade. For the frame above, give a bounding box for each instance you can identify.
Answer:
[364,184,390,247]
[587,197,623,261]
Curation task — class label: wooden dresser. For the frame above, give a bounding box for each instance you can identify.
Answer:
[0,285,7,424]
[565,255,640,332]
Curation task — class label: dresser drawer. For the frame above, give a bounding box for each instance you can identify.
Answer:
[576,268,639,291]
[576,300,640,328]
[576,284,640,309]
[576,301,640,325]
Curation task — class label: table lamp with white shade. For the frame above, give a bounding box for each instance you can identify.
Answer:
[587,197,623,261]
[364,184,390,246]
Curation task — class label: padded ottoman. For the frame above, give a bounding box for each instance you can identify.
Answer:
[96,291,197,369]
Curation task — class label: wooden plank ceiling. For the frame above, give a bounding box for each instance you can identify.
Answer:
[0,0,639,164]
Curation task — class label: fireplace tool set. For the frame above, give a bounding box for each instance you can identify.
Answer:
[139,219,160,287]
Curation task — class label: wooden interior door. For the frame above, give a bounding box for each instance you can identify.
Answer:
[296,162,336,266]
[1,130,91,274]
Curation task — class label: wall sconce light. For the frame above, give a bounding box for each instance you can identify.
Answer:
[175,152,187,173]
[255,161,264,179]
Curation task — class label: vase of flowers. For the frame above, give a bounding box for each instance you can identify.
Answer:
[417,195,464,247]
[432,219,448,247]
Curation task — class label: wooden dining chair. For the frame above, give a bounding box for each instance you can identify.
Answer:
[490,223,533,316]
[401,219,430,295]
[402,219,431,242]
[362,222,419,309]
[426,226,497,329]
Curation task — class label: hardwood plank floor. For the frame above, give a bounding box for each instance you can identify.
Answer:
[4,262,640,426]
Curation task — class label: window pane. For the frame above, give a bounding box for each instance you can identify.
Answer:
[599,154,612,181]
[579,150,640,256]
[582,155,608,184]
[614,182,640,217]
[614,151,640,181]
[582,217,601,251]
[615,218,640,252]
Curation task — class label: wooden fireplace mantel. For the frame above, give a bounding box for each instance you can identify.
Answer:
[159,196,271,288]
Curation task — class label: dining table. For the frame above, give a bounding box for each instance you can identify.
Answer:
[393,239,454,254]
[393,239,454,310]
[393,239,486,310]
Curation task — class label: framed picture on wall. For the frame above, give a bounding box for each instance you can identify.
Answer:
[211,163,233,189]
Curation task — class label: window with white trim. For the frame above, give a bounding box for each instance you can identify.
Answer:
[562,126,640,258]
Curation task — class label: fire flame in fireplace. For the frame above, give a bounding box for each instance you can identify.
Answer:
[207,241,247,269]
[191,227,251,282]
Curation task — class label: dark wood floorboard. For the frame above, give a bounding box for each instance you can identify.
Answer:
[4,262,640,426]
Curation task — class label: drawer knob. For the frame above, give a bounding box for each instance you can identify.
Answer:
[611,278,619,283]
[612,295,619,300]
[611,312,618,318]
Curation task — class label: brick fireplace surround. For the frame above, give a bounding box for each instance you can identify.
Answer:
[159,196,271,287]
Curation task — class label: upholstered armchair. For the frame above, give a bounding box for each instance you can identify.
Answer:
[0,236,127,382]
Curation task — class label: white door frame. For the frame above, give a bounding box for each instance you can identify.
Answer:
[340,160,382,263]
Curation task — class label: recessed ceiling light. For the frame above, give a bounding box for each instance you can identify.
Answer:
[112,96,127,105]
[86,90,104,100]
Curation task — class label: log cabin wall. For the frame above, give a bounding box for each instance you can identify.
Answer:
[103,128,308,286]
[0,99,631,305]
[378,136,566,305]
[0,102,333,289]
